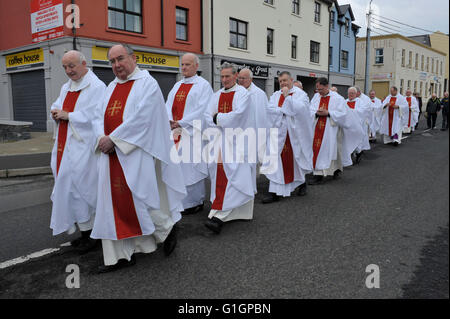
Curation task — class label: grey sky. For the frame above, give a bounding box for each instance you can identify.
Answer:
[343,0,449,37]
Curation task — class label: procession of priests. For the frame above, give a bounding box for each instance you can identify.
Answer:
[49,44,419,273]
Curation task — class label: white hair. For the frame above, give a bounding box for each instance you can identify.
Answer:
[65,50,86,64]
[348,87,357,94]
[240,68,253,79]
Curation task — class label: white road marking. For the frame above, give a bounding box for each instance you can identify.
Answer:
[0,242,71,270]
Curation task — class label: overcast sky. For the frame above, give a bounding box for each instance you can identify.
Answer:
[343,0,449,37]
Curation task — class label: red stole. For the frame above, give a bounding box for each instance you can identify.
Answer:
[388,97,397,136]
[347,101,356,109]
[312,96,330,170]
[104,80,142,240]
[211,91,235,211]
[278,93,294,184]
[406,97,412,127]
[172,83,194,145]
[56,91,81,175]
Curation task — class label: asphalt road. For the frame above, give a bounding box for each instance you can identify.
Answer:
[0,124,448,299]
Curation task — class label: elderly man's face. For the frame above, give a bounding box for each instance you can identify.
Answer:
[238,70,252,89]
[369,91,376,99]
[108,45,137,81]
[348,90,357,100]
[406,90,412,97]
[390,87,398,96]
[221,68,237,89]
[181,55,198,78]
[279,74,293,90]
[62,53,87,81]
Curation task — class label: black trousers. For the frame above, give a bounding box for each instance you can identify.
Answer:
[427,113,438,128]
[443,112,449,129]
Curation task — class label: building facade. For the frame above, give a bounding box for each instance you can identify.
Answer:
[355,34,446,103]
[0,0,203,132]
[328,1,359,97]
[201,0,332,98]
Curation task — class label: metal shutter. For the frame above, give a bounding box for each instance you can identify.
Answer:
[93,67,115,86]
[11,70,47,131]
[149,71,177,101]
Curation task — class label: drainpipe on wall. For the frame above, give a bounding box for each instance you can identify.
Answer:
[210,0,215,89]
[71,0,76,50]
[160,0,164,47]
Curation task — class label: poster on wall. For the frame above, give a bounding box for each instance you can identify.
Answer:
[30,0,64,43]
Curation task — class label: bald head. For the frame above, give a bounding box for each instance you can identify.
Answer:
[331,86,338,92]
[62,50,88,81]
[181,53,199,78]
[238,68,253,89]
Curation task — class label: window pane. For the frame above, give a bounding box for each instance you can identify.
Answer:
[176,8,187,24]
[125,14,141,32]
[230,20,237,33]
[108,10,124,29]
[126,0,141,13]
[238,22,247,34]
[109,0,123,9]
[238,35,247,49]
[230,33,238,47]
[176,24,187,40]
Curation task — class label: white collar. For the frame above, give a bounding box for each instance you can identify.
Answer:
[116,66,140,84]
[182,75,198,84]
[223,83,238,93]
[69,69,91,92]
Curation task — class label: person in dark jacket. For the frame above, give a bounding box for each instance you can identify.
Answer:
[426,94,441,129]
[441,92,449,131]
[414,92,423,129]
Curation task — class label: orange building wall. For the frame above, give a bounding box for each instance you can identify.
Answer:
[0,0,203,53]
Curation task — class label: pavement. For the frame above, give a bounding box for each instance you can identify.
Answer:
[0,118,448,299]
[0,132,53,175]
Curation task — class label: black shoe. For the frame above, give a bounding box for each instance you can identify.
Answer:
[204,217,223,234]
[308,175,324,185]
[355,152,363,165]
[70,237,83,248]
[262,192,281,204]
[297,183,307,197]
[97,255,136,274]
[182,204,204,215]
[333,170,342,180]
[76,238,99,255]
[163,225,177,256]
[393,142,399,147]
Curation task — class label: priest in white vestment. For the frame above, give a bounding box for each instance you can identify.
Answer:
[237,68,269,166]
[91,44,186,273]
[308,78,363,185]
[380,86,410,146]
[203,62,257,234]
[50,50,105,254]
[369,89,383,140]
[166,53,213,215]
[346,87,371,165]
[403,89,420,134]
[262,71,314,203]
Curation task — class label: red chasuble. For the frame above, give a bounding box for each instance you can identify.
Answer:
[104,80,142,240]
[406,97,412,127]
[278,93,294,184]
[211,91,235,211]
[56,91,81,175]
[388,97,397,136]
[172,83,194,145]
[312,96,331,169]
[347,101,356,109]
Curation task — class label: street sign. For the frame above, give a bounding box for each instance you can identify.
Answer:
[30,0,64,43]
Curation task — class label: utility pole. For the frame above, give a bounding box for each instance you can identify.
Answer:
[71,0,77,50]
[364,0,373,94]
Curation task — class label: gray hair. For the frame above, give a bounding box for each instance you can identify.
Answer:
[355,86,362,93]
[64,50,86,64]
[294,80,303,86]
[183,53,200,65]
[220,62,238,74]
[240,68,253,79]
[348,87,358,94]
[107,43,134,59]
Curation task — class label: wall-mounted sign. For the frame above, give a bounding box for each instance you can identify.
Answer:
[419,72,427,81]
[5,48,45,71]
[372,73,393,80]
[92,47,180,71]
[221,60,269,78]
[30,0,64,43]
